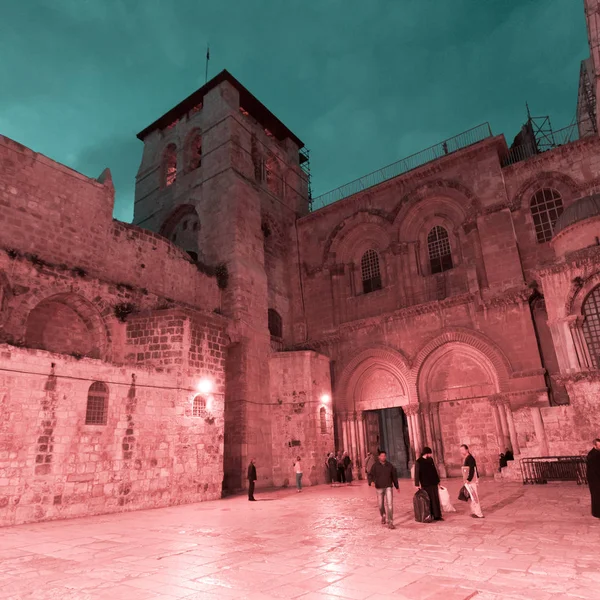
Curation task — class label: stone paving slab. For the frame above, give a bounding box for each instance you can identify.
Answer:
[0,479,597,599]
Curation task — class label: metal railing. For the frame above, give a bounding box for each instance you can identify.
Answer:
[311,123,493,211]
[502,119,595,167]
[520,456,588,485]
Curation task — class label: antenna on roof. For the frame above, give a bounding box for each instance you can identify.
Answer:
[205,44,210,84]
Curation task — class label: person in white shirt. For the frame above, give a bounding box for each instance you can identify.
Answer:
[293,456,303,492]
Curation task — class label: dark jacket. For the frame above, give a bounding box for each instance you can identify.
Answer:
[463,454,478,482]
[414,456,440,488]
[247,463,257,482]
[368,460,399,490]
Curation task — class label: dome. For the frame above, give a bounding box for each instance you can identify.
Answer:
[553,194,600,236]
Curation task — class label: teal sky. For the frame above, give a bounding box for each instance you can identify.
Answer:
[1,0,589,222]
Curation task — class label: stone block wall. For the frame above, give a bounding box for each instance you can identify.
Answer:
[0,345,226,527]
[269,351,333,487]
[438,398,498,476]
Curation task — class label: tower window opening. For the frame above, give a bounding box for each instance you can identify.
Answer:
[427,226,453,274]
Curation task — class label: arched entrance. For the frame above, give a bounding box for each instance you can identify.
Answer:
[417,341,502,476]
[337,348,412,478]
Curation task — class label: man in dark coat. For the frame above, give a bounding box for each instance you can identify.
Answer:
[587,438,600,518]
[414,447,442,521]
[247,458,257,501]
[368,450,399,529]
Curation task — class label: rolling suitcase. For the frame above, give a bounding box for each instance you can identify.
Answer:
[413,489,433,523]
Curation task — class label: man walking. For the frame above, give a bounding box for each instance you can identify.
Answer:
[414,446,442,521]
[586,438,600,518]
[368,450,399,529]
[248,458,257,501]
[459,444,483,518]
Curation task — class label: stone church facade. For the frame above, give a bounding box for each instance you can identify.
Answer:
[1,0,600,527]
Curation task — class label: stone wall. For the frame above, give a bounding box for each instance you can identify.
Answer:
[269,351,333,487]
[0,344,226,527]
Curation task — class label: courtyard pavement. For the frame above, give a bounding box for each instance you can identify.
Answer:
[0,479,598,600]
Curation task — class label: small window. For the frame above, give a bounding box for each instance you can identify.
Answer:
[86,382,108,425]
[192,222,198,232]
[361,249,382,294]
[427,226,453,274]
[582,285,600,369]
[268,309,282,338]
[186,133,202,172]
[163,143,177,187]
[193,395,206,417]
[530,188,564,243]
[320,407,327,434]
[182,221,188,231]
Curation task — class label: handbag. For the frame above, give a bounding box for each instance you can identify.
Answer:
[458,485,470,502]
[438,486,456,512]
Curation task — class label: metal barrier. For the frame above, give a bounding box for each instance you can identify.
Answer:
[311,123,493,211]
[520,456,588,485]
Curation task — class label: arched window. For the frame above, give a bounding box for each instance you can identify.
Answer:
[163,143,177,187]
[320,407,327,434]
[530,188,564,243]
[86,382,108,425]
[582,286,600,369]
[186,133,202,172]
[361,249,382,294]
[268,309,282,338]
[193,394,206,417]
[427,226,453,274]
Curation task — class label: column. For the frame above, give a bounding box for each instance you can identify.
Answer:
[405,406,416,463]
[421,404,434,451]
[530,406,549,456]
[340,413,349,452]
[503,400,520,456]
[350,412,359,465]
[497,398,512,451]
[489,395,506,452]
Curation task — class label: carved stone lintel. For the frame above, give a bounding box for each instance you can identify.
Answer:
[403,403,420,416]
[488,393,509,407]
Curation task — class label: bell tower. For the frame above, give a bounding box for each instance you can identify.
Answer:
[133,71,310,491]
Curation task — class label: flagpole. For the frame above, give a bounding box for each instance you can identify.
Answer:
[205,44,210,83]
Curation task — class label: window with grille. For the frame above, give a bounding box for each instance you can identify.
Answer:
[582,286,600,369]
[193,394,206,417]
[163,144,177,187]
[85,382,108,425]
[361,249,382,294]
[268,309,282,338]
[320,407,327,434]
[530,188,564,243]
[427,226,453,274]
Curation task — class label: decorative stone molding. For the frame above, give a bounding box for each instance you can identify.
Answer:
[403,404,420,416]
[488,393,509,407]
[510,368,546,379]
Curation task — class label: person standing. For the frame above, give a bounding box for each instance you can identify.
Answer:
[293,456,303,492]
[459,444,483,518]
[327,453,338,486]
[337,452,346,484]
[247,458,257,501]
[343,451,353,485]
[368,450,399,529]
[586,438,600,518]
[414,447,442,521]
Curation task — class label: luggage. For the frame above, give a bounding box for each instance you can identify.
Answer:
[413,489,433,523]
[458,485,470,502]
[438,486,456,512]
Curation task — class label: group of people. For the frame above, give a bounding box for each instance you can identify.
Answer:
[366,443,483,529]
[246,438,600,523]
[325,451,353,486]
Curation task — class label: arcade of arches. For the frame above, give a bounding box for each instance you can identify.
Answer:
[335,341,550,478]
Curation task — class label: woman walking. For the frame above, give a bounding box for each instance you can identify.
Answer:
[293,456,303,492]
